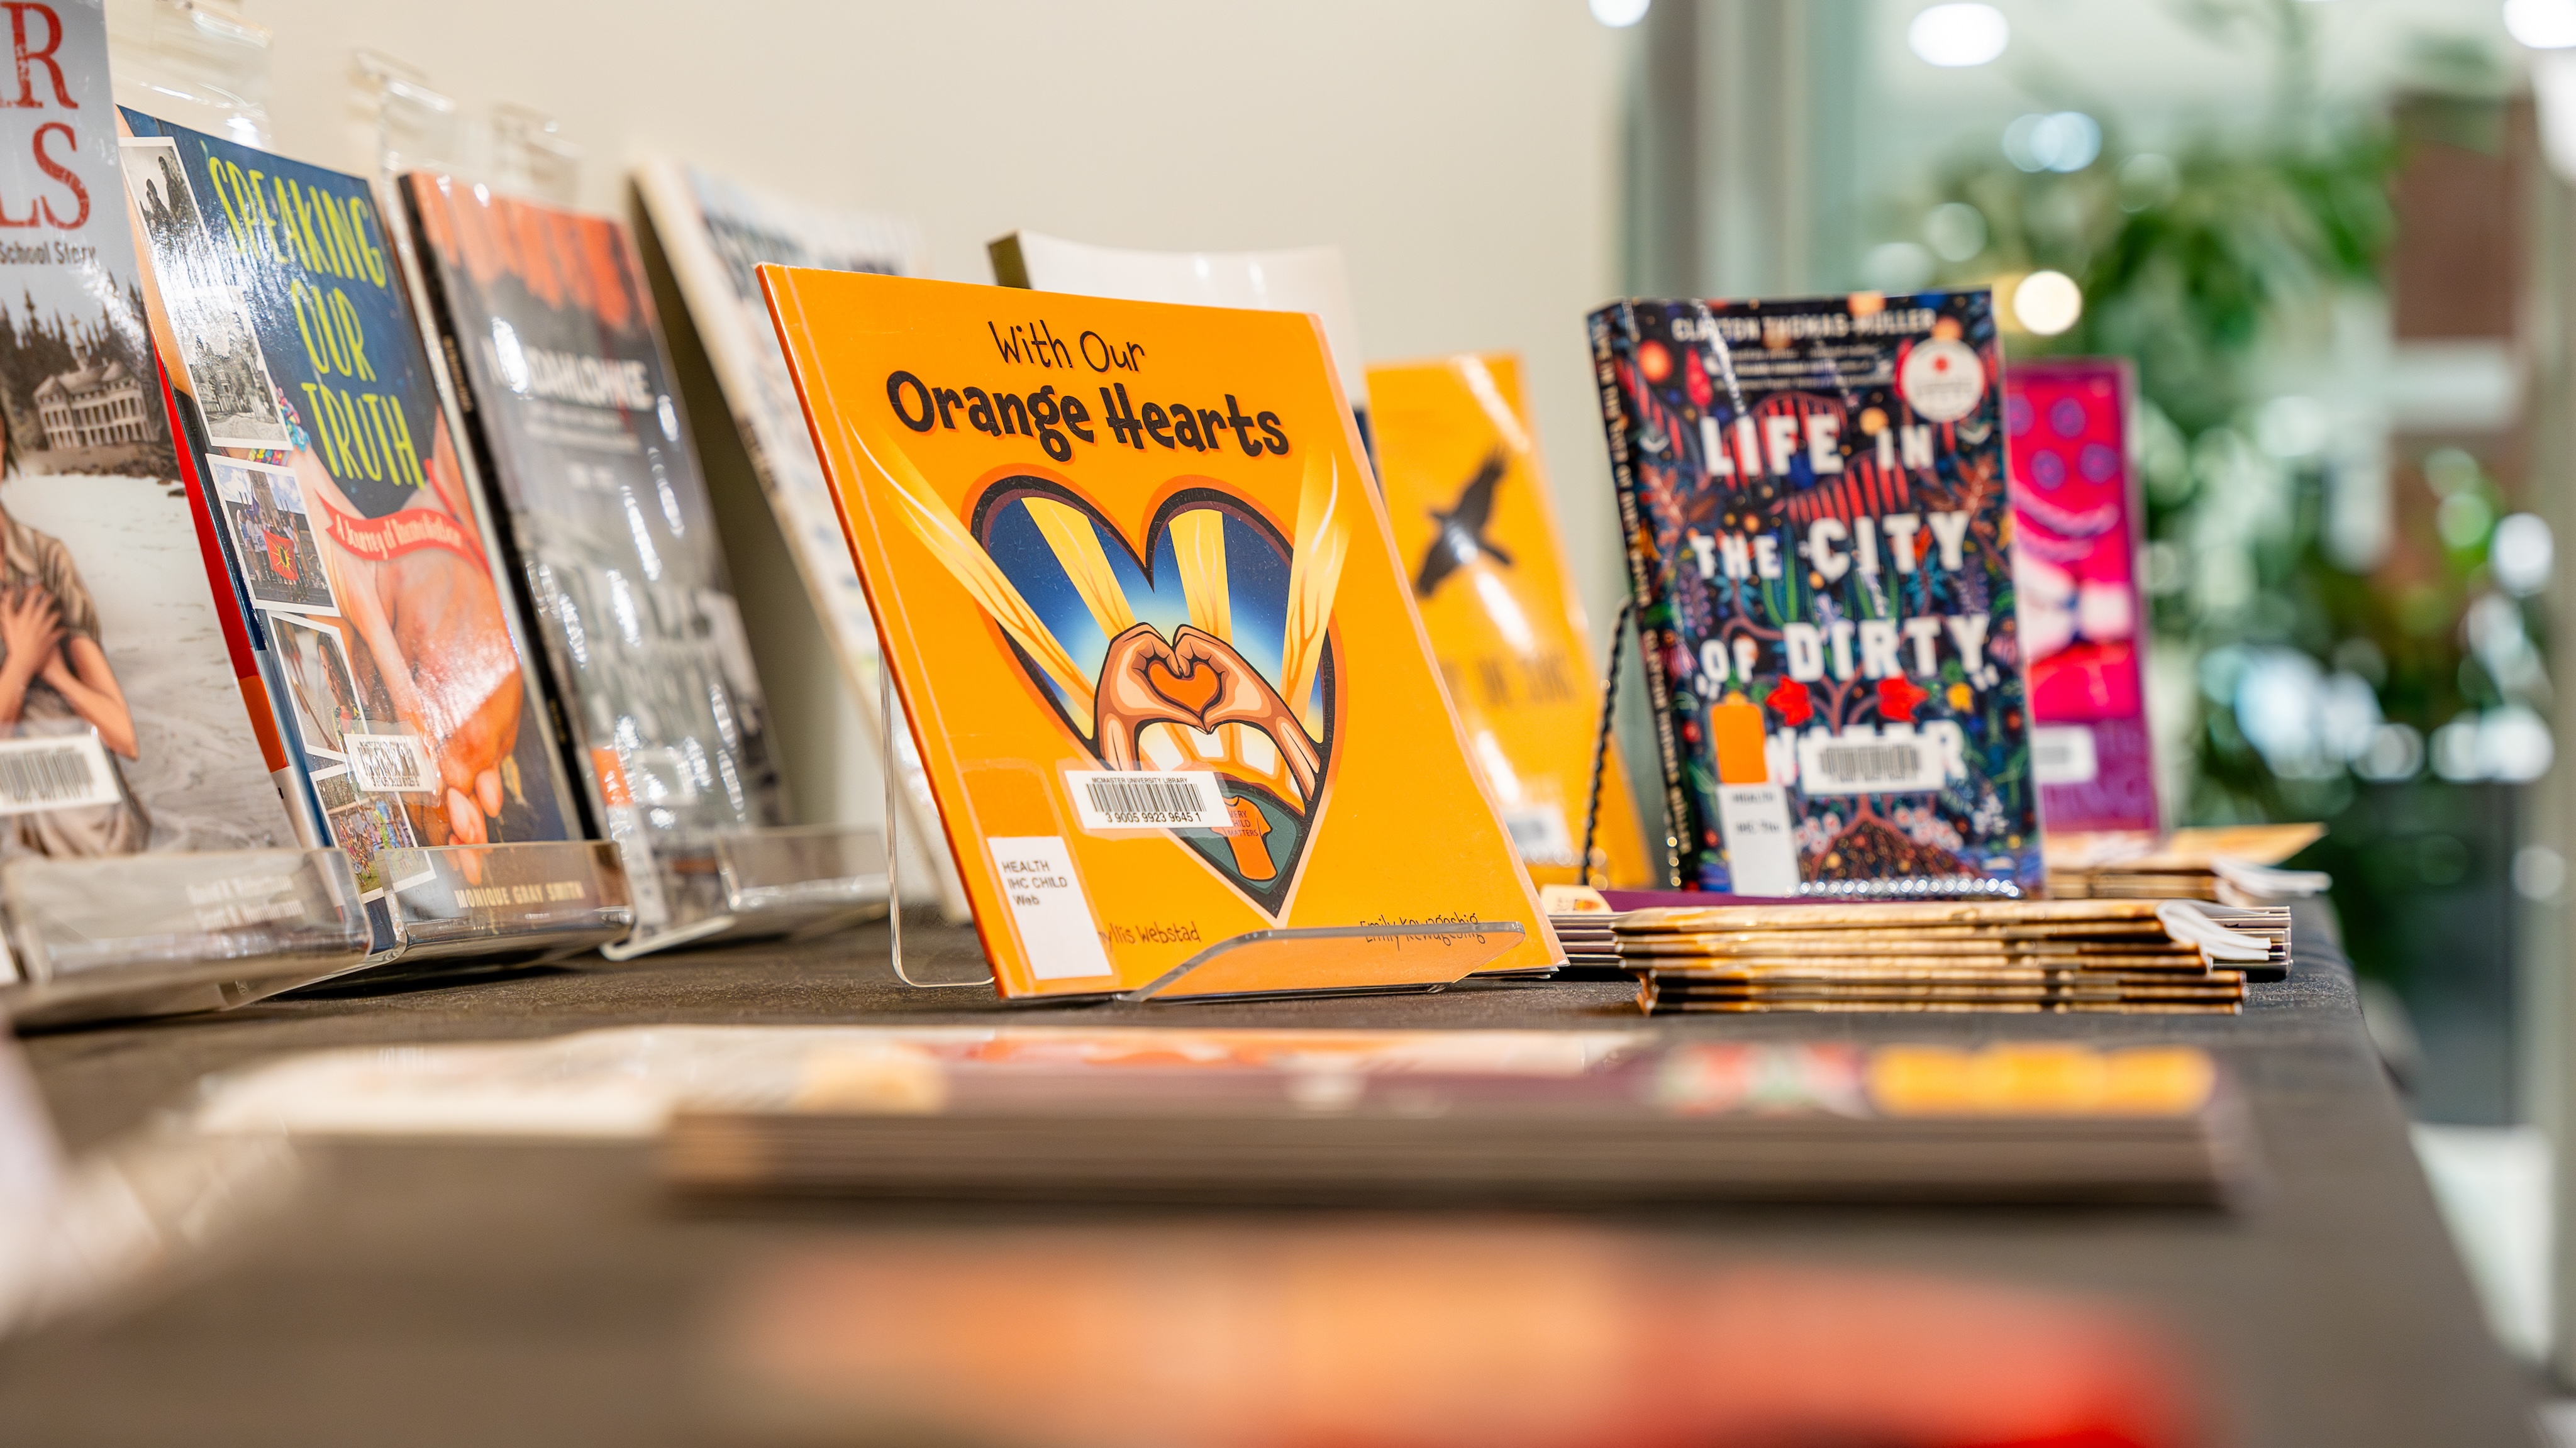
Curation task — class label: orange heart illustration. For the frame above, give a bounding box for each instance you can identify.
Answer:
[1145,659,1221,718]
[973,482,1336,919]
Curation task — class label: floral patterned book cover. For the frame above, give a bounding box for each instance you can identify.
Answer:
[1587,289,2038,897]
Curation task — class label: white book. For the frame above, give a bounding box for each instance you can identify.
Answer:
[632,158,965,918]
[988,230,1372,423]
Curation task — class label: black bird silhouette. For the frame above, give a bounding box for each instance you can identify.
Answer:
[1413,449,1516,598]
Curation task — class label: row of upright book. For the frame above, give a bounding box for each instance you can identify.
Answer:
[0,0,2281,1010]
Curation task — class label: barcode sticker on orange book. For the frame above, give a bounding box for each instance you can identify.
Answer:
[1066,770,1230,830]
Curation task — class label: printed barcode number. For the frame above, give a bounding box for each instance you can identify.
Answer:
[353,739,421,786]
[346,734,437,794]
[1065,770,1231,830]
[0,746,92,804]
[0,734,118,815]
[1799,736,1946,797]
[1819,743,1921,783]
[1502,803,1577,866]
[2030,724,2099,786]
[1085,773,1208,822]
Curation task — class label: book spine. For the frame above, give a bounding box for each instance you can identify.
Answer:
[156,351,323,851]
[1588,304,1690,889]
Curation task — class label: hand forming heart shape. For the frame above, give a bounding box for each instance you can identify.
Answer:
[1093,622,1321,802]
[1172,626,1321,800]
[1144,656,1222,716]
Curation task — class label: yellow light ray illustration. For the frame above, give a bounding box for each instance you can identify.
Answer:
[1024,497,1136,640]
[848,423,1097,727]
[1279,451,1348,739]
[1171,507,1232,641]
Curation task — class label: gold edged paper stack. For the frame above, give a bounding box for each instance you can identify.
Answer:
[1618,900,2289,1015]
[1550,913,1622,971]
[2045,824,2325,904]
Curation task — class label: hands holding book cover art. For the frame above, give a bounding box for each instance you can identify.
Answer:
[1094,622,1321,805]
[287,414,524,849]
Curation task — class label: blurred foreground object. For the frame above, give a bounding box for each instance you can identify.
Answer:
[713,1226,2209,1448]
[185,1023,2246,1205]
[0,1020,296,1340]
[660,1033,2250,1206]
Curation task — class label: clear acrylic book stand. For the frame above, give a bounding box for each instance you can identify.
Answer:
[108,0,275,145]
[0,848,370,1029]
[598,824,893,961]
[367,841,634,973]
[334,62,899,966]
[874,671,1531,1004]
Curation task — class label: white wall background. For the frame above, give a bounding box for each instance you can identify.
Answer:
[167,0,1632,827]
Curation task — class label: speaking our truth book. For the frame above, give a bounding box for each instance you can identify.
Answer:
[1589,290,2038,898]
[630,158,964,918]
[116,110,582,937]
[2007,358,2155,836]
[1366,353,1650,888]
[399,174,787,926]
[0,0,296,898]
[762,270,1559,997]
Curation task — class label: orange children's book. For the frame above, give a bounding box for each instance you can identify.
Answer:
[761,270,1561,997]
[1368,355,1652,888]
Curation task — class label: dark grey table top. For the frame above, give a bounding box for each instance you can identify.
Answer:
[0,913,2545,1446]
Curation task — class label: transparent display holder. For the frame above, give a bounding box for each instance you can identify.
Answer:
[874,673,1533,1003]
[0,848,369,1030]
[350,48,457,175]
[598,825,893,961]
[487,102,582,205]
[107,0,275,146]
[364,841,635,976]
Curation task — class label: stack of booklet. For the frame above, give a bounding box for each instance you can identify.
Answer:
[1550,913,1622,971]
[2044,825,2328,905]
[657,1032,2248,1205]
[1615,900,2290,1015]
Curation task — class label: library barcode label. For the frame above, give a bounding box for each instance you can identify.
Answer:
[1798,736,1946,796]
[347,734,437,794]
[1502,803,1577,866]
[0,734,118,815]
[1067,770,1231,830]
[2031,724,2099,786]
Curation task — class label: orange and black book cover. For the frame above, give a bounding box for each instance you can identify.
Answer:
[401,176,787,924]
[1368,354,1650,888]
[761,270,1559,997]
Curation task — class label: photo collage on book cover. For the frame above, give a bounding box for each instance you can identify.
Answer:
[118,114,576,898]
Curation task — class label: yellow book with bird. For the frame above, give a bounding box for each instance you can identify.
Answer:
[1368,355,1652,888]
